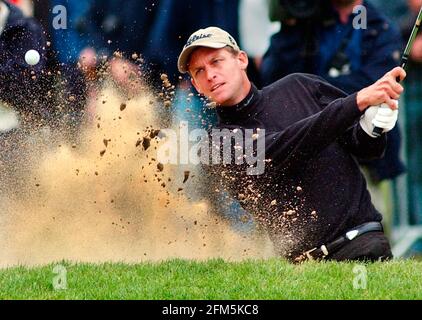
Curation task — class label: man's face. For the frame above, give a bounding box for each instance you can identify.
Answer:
[188,47,250,106]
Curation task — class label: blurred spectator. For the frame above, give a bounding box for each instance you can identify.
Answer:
[84,0,158,60]
[26,0,159,129]
[79,0,159,94]
[262,0,402,93]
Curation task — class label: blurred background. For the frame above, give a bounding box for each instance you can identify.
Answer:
[1,0,421,259]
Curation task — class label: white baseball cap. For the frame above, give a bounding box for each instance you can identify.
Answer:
[177,26,240,74]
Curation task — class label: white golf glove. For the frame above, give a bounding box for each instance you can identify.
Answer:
[359,102,399,138]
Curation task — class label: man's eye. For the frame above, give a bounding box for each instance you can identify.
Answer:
[195,69,203,76]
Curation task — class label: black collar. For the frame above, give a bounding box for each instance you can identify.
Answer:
[216,83,261,123]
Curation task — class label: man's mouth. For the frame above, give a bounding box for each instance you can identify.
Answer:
[211,83,225,92]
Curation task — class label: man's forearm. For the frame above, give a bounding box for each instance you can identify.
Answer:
[265,93,362,172]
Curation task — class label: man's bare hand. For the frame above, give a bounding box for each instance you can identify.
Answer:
[356,67,406,112]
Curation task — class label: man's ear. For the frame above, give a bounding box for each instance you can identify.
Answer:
[237,51,249,71]
[191,77,202,94]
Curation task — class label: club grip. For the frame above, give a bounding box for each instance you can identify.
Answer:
[372,76,401,137]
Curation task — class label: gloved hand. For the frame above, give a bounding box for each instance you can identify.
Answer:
[359,102,399,138]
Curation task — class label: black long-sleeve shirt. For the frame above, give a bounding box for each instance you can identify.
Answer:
[212,73,387,260]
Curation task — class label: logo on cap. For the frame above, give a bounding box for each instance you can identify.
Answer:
[185,33,213,48]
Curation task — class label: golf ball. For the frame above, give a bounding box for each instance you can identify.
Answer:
[25,49,40,66]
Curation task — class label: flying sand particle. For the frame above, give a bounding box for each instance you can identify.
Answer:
[183,171,190,183]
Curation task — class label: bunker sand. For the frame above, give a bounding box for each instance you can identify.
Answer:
[0,85,274,268]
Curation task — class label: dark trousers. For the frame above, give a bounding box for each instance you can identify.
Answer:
[327,231,393,262]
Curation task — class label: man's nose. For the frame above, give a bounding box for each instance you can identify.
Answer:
[206,68,217,81]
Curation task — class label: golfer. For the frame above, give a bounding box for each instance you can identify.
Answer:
[177,27,405,262]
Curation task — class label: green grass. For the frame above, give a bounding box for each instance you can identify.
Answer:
[0,259,421,300]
